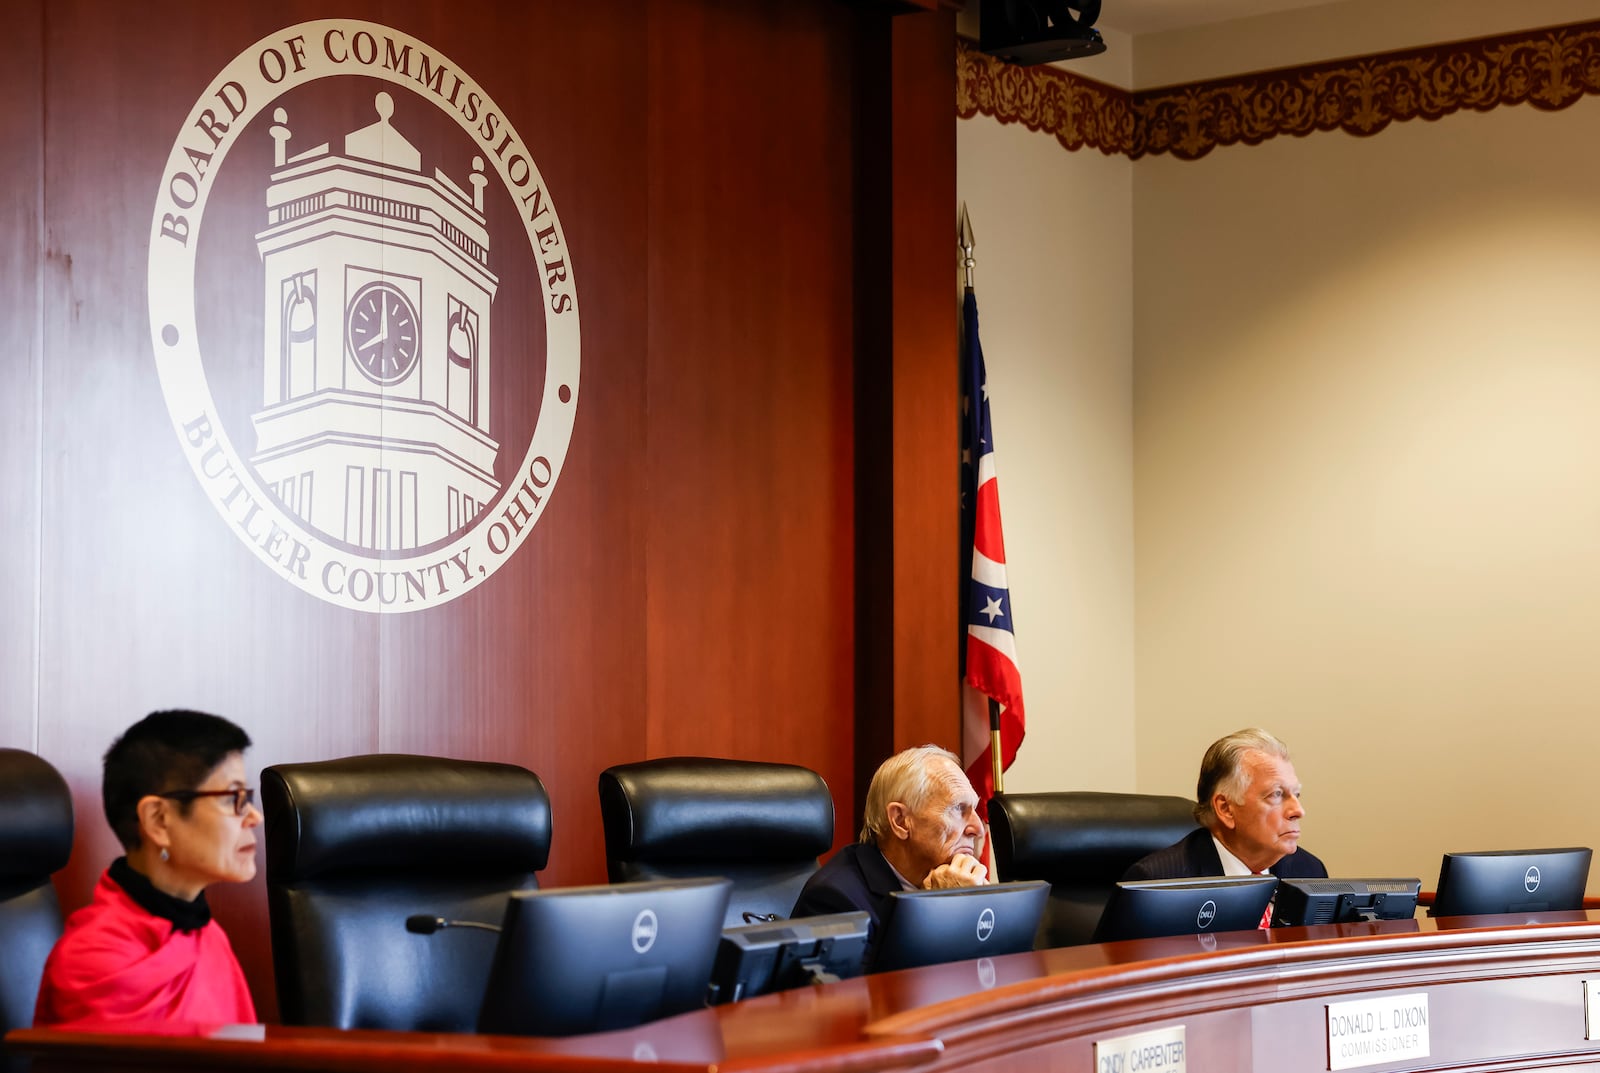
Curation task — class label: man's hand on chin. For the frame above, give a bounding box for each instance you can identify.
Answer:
[922,853,990,889]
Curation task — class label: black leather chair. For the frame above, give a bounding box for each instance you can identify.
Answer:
[0,749,74,1072]
[262,754,551,1032]
[989,791,1200,948]
[598,758,834,926]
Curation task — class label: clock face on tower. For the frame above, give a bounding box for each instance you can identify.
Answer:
[345,280,420,385]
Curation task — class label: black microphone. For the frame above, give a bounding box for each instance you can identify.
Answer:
[405,914,501,935]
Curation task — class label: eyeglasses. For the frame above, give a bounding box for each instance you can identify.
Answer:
[156,787,256,816]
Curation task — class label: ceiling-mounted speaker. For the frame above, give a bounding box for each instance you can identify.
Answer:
[979,0,1107,66]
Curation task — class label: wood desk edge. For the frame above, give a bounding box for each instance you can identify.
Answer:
[864,914,1600,1041]
[6,1024,943,1073]
[17,915,1600,1072]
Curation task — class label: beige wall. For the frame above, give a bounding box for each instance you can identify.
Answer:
[961,1,1600,886]
[956,90,1137,794]
[1135,94,1600,885]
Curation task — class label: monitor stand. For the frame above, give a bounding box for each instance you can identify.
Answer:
[595,966,670,1032]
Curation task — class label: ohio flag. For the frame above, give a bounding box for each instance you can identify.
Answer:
[960,287,1025,817]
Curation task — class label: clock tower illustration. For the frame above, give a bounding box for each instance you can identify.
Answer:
[252,90,500,552]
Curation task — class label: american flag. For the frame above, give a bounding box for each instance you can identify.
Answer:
[960,287,1025,817]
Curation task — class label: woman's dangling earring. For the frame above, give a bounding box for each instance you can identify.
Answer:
[159,847,170,862]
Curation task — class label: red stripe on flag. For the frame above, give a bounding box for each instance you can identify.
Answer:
[964,634,1025,821]
[965,634,1022,708]
[973,479,1006,563]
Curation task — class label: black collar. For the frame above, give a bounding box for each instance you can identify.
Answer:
[108,856,212,933]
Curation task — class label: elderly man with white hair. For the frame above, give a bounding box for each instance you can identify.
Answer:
[1123,727,1328,882]
[790,744,990,936]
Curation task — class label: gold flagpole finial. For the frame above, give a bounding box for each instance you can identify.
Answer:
[959,203,976,290]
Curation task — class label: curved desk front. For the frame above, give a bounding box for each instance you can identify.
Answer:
[14,913,1600,1073]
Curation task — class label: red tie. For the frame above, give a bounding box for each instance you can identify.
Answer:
[1259,873,1273,929]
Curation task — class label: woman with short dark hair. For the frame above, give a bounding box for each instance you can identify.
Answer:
[34,710,260,1028]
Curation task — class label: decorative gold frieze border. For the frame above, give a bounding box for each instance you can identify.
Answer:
[957,35,1136,156]
[957,20,1600,161]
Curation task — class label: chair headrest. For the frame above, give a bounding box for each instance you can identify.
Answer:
[991,791,1199,874]
[0,749,74,880]
[262,754,551,882]
[599,758,833,864]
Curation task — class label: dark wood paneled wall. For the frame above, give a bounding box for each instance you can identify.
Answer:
[1,0,957,1022]
[854,10,961,816]
[887,14,960,754]
[642,3,857,828]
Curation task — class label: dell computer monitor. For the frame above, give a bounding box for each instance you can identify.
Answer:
[871,881,1050,973]
[1271,878,1422,927]
[477,877,732,1037]
[1431,847,1592,917]
[708,910,870,1004]
[1094,876,1277,943]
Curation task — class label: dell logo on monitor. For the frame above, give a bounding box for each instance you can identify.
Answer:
[976,907,996,942]
[1525,866,1542,893]
[631,908,659,953]
[1197,900,1217,929]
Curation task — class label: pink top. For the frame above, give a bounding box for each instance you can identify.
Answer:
[34,869,255,1029]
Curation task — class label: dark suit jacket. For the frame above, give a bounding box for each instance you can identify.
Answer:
[1121,826,1328,882]
[789,841,904,962]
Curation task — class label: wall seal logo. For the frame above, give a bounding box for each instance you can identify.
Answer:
[147,20,580,612]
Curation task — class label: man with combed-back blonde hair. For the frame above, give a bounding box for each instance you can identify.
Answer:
[1123,727,1328,883]
[792,744,989,947]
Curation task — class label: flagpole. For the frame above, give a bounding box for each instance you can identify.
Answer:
[961,205,1003,795]
[961,203,1003,883]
